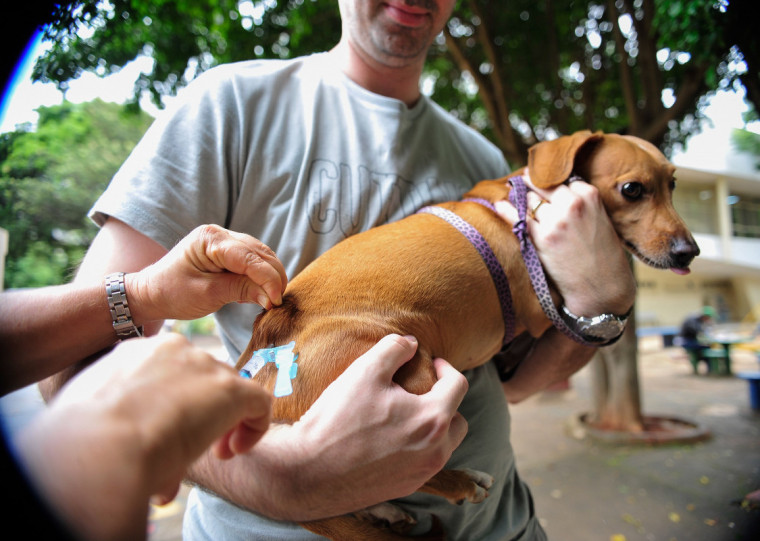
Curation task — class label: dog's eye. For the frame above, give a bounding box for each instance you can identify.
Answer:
[621,182,643,201]
[670,179,677,191]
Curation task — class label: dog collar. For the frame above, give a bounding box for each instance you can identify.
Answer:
[417,203,516,346]
[508,174,622,346]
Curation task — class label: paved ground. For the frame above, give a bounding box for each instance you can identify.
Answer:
[509,338,760,541]
[3,336,759,541]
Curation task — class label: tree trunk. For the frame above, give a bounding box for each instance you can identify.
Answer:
[588,308,644,432]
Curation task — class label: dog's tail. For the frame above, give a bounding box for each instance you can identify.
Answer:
[235,294,301,371]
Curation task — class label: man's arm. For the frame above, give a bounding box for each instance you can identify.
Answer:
[17,333,272,541]
[33,218,286,400]
[501,329,594,403]
[0,283,116,396]
[495,178,637,402]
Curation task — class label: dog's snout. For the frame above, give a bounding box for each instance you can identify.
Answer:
[671,237,700,268]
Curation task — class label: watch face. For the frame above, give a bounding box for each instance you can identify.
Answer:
[581,316,625,340]
[560,305,628,343]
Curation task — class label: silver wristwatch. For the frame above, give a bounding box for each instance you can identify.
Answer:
[105,272,143,339]
[559,304,630,344]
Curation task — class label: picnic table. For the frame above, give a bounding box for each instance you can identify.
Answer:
[706,328,755,375]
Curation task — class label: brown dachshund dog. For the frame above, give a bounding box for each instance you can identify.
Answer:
[235,130,699,540]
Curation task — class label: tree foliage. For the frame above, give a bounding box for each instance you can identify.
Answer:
[437,0,744,165]
[0,99,152,288]
[732,128,760,170]
[33,0,341,108]
[32,0,757,167]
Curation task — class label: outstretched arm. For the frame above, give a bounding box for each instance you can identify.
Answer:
[22,218,286,399]
[16,333,272,541]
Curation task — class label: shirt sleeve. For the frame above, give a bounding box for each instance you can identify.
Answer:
[89,67,242,249]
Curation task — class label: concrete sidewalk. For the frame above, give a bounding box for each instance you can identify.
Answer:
[3,336,759,540]
[509,338,760,541]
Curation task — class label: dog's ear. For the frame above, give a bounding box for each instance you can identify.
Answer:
[527,130,604,188]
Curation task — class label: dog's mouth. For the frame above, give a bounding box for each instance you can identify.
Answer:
[624,240,693,275]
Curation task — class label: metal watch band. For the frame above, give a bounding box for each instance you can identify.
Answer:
[105,272,143,339]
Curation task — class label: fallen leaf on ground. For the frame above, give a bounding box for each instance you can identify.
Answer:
[622,513,642,529]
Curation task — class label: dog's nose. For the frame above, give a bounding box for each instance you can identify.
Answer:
[671,237,700,268]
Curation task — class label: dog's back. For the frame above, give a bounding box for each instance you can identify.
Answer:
[235,201,518,423]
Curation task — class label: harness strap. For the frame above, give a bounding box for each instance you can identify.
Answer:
[417,204,516,346]
[507,175,595,345]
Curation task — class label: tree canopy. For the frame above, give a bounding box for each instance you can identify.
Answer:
[31,0,758,166]
[0,99,152,288]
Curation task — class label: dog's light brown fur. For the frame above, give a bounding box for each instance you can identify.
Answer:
[235,131,698,540]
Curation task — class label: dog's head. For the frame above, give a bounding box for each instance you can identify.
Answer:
[527,130,700,274]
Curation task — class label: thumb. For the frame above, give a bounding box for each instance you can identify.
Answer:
[151,481,181,507]
[222,271,280,310]
[351,334,419,381]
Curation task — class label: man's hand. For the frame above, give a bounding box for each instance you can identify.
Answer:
[495,178,635,316]
[189,334,470,521]
[293,335,469,502]
[18,333,272,541]
[129,224,288,324]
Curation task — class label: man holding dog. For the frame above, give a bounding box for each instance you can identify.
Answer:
[37,0,635,539]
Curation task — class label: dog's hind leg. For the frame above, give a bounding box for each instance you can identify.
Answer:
[391,346,495,506]
[418,468,494,505]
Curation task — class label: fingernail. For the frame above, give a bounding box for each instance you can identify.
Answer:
[256,294,271,309]
[402,335,418,345]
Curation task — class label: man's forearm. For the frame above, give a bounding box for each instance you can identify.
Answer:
[0,285,118,397]
[186,424,340,522]
[502,328,595,404]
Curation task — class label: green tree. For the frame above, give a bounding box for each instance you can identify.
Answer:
[33,1,756,167]
[33,0,341,109]
[0,99,152,288]
[438,0,744,165]
[732,128,760,170]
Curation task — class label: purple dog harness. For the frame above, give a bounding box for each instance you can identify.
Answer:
[507,175,592,345]
[417,203,516,346]
[419,174,596,347]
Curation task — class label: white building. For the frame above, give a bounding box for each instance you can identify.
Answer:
[635,126,760,330]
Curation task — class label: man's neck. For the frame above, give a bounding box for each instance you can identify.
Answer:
[329,40,423,108]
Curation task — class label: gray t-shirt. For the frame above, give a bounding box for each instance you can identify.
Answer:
[91,52,544,540]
